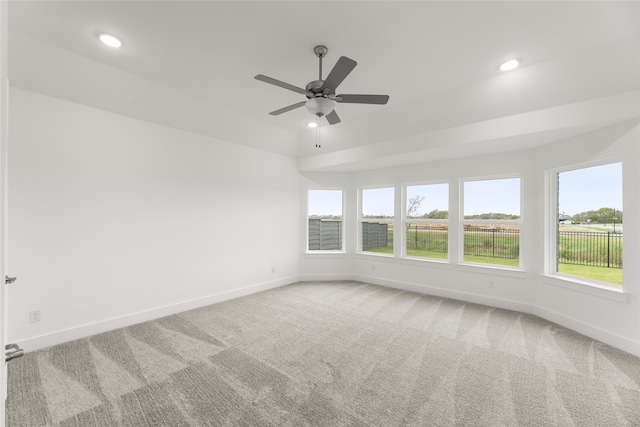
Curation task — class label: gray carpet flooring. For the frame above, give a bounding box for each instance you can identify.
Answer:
[6,281,640,426]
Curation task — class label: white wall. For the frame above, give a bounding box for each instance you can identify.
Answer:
[532,120,639,354]
[7,87,638,357]
[300,120,640,356]
[8,88,301,351]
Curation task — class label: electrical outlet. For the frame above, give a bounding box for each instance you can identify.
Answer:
[371,264,376,271]
[272,267,276,274]
[29,310,41,323]
[488,281,495,289]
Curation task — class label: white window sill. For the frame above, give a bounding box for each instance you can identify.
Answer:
[398,257,454,270]
[356,252,396,261]
[540,274,629,303]
[455,262,527,279]
[305,251,347,257]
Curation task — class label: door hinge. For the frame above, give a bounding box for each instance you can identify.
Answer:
[5,344,24,362]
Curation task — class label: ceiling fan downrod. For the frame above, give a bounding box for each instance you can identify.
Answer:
[314,45,328,81]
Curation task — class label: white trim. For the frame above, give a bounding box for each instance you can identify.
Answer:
[455,263,527,278]
[299,273,355,282]
[545,159,625,288]
[304,251,347,257]
[544,169,557,274]
[358,185,395,253]
[354,273,534,313]
[0,1,8,423]
[356,251,396,260]
[15,276,299,353]
[306,188,345,253]
[352,274,639,357]
[402,181,450,260]
[551,156,625,176]
[540,274,629,303]
[532,304,638,356]
[459,175,524,269]
[398,257,453,269]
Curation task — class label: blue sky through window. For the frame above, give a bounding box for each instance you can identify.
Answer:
[464,178,521,217]
[406,183,448,216]
[559,162,622,216]
[362,187,394,217]
[308,189,343,217]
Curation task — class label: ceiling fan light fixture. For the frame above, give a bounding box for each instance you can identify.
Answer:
[99,33,122,48]
[305,97,335,117]
[499,59,519,71]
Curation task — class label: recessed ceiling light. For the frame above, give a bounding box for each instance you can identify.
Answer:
[99,34,122,48]
[307,122,318,129]
[499,59,519,72]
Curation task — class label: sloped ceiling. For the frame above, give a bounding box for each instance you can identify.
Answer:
[8,1,640,171]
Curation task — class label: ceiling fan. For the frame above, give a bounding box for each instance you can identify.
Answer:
[255,45,389,125]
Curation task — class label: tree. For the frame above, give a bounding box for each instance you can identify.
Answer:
[423,209,449,219]
[570,207,622,224]
[407,195,425,217]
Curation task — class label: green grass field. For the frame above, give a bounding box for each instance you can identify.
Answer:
[558,264,622,286]
[361,228,623,285]
[406,249,448,259]
[463,254,520,267]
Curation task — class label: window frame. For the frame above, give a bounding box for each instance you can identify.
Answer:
[459,175,524,270]
[306,188,346,254]
[545,158,623,289]
[402,180,450,262]
[358,185,395,256]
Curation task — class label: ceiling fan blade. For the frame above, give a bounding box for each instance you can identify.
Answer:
[336,94,390,105]
[268,101,306,115]
[255,74,307,95]
[321,56,357,92]
[325,110,341,125]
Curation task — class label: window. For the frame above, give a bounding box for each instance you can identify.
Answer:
[462,177,521,267]
[403,182,449,260]
[553,162,622,286]
[360,187,394,255]
[307,189,343,252]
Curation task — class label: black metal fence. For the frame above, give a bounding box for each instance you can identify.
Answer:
[406,225,448,254]
[558,231,623,268]
[463,227,520,260]
[405,224,623,268]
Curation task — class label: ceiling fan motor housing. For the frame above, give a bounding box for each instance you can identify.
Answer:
[305,80,328,97]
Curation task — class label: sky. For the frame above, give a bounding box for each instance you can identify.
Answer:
[463,178,520,216]
[309,163,622,218]
[406,183,448,216]
[362,187,395,217]
[558,162,622,216]
[308,189,343,216]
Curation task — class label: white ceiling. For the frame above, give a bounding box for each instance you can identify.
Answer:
[7,1,640,171]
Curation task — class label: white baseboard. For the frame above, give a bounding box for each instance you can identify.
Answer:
[354,274,534,314]
[354,274,640,357]
[298,273,356,282]
[532,305,639,356]
[18,275,299,352]
[18,274,640,358]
